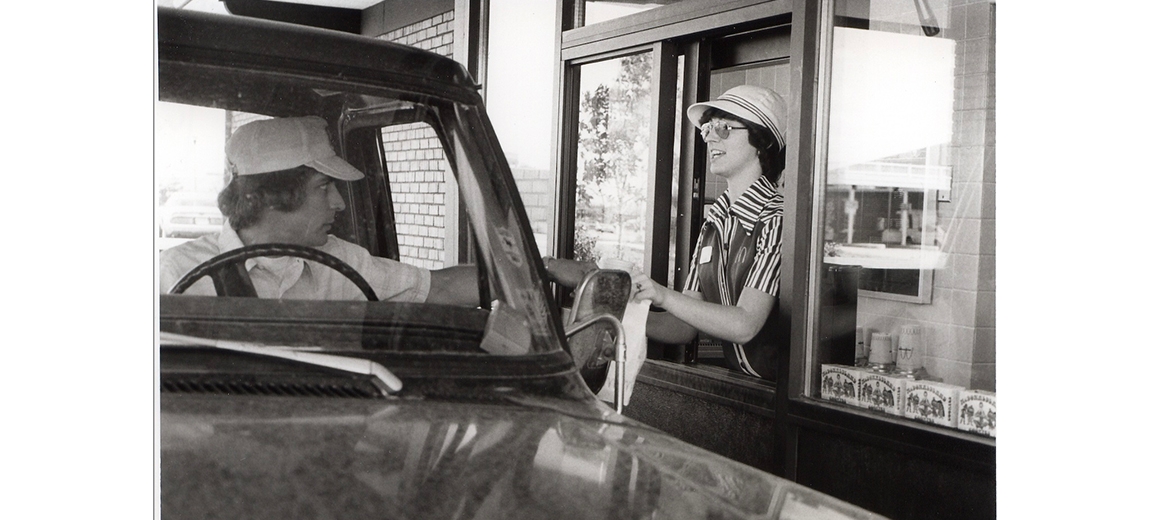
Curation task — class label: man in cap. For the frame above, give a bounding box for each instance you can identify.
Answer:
[159,116,476,304]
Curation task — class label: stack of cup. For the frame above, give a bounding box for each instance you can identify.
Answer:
[896,325,926,379]
[854,327,869,367]
[868,332,894,373]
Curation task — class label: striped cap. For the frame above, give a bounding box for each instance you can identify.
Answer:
[686,85,787,150]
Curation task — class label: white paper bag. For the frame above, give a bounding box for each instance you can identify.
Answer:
[594,257,650,406]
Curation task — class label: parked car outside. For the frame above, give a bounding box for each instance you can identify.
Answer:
[156,7,886,519]
[159,191,223,239]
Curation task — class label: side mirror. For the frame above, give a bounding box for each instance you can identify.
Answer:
[563,269,631,394]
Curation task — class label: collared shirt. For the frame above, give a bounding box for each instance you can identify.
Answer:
[683,175,783,297]
[682,175,783,380]
[159,223,431,301]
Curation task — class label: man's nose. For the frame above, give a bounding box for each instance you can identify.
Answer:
[328,183,346,211]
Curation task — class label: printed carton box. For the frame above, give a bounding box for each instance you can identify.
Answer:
[957,389,996,437]
[856,371,905,416]
[820,364,860,406]
[904,380,961,427]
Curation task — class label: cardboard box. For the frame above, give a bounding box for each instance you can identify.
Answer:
[904,380,961,427]
[957,389,997,437]
[820,364,860,406]
[856,371,906,416]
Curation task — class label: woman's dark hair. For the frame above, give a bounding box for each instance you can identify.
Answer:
[699,108,786,183]
[218,166,315,230]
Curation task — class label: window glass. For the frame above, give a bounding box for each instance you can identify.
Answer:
[572,53,653,267]
[486,0,558,255]
[156,104,273,252]
[155,103,226,251]
[810,0,995,435]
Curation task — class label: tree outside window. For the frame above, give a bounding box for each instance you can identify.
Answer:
[574,53,652,265]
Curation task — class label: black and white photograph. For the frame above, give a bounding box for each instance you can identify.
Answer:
[8,1,1164,518]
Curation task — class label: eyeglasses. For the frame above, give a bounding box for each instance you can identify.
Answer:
[699,121,748,141]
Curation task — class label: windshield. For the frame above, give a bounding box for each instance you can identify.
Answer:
[157,58,562,356]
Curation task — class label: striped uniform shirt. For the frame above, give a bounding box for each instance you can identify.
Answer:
[683,175,783,379]
[684,175,783,297]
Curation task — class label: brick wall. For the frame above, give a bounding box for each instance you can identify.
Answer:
[856,0,996,391]
[381,124,450,269]
[376,10,455,56]
[512,167,552,247]
[376,10,456,269]
[946,0,995,391]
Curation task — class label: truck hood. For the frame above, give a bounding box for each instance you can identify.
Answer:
[161,393,881,519]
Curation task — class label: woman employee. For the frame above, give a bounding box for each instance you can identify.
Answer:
[548,85,788,381]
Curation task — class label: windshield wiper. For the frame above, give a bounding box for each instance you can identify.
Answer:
[159,331,403,395]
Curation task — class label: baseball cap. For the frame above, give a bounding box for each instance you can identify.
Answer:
[226,116,365,181]
[686,85,787,150]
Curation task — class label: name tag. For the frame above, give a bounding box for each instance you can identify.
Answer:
[699,246,712,264]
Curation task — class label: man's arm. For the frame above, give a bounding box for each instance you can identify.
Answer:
[543,257,598,289]
[425,264,480,306]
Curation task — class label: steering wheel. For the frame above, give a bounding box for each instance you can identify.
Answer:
[168,243,379,301]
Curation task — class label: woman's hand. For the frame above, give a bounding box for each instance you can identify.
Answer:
[633,271,775,345]
[631,271,667,307]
